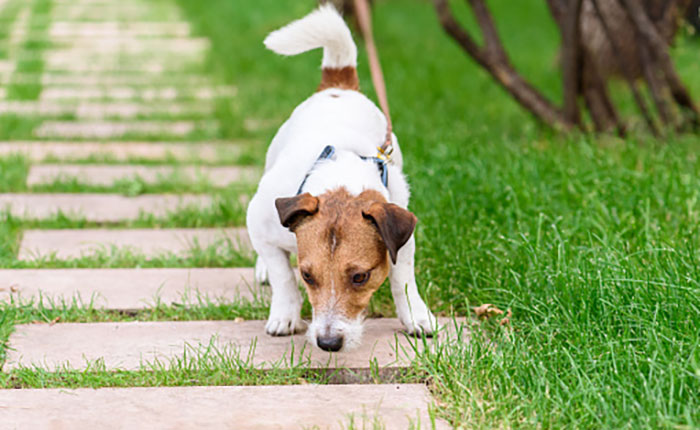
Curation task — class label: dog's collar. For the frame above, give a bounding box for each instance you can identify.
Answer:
[296,145,389,195]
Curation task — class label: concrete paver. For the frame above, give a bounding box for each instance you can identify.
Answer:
[0,141,241,162]
[27,164,260,187]
[0,268,264,309]
[0,193,212,223]
[39,86,235,101]
[4,318,464,371]
[18,227,251,260]
[34,120,203,139]
[0,384,448,430]
[0,100,214,118]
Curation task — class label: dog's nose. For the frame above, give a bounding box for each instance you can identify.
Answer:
[317,335,344,352]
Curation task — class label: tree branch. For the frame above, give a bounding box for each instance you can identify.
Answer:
[433,0,573,129]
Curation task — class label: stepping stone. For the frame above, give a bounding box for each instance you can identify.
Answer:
[47,22,192,38]
[40,73,213,86]
[0,268,264,309]
[18,227,250,260]
[34,120,209,139]
[0,100,214,118]
[46,37,209,53]
[3,318,464,371]
[0,193,212,223]
[45,62,194,74]
[39,86,236,101]
[45,54,205,71]
[0,384,448,430]
[0,141,242,162]
[27,165,260,187]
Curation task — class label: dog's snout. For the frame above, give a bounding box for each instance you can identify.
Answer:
[317,335,344,352]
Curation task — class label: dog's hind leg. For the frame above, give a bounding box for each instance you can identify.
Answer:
[257,245,306,336]
[389,235,437,336]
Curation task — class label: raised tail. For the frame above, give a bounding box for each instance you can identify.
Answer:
[264,4,359,91]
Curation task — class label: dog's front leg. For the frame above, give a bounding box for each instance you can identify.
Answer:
[390,235,437,335]
[257,245,306,336]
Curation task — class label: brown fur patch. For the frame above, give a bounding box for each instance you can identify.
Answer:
[318,66,359,92]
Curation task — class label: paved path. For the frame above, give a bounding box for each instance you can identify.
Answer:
[5,318,462,371]
[0,193,214,222]
[0,384,448,430]
[27,164,260,187]
[18,228,251,260]
[0,268,264,308]
[0,0,453,427]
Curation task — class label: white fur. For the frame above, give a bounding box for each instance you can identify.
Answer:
[307,311,365,351]
[263,4,357,68]
[247,6,437,349]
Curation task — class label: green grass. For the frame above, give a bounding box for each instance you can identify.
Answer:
[172,0,700,428]
[6,0,52,100]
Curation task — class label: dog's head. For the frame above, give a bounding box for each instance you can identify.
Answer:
[275,188,416,352]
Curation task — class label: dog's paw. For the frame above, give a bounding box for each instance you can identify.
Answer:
[255,257,269,285]
[265,314,307,336]
[401,308,438,337]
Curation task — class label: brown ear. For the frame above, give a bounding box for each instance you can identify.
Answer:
[275,193,319,231]
[362,202,417,264]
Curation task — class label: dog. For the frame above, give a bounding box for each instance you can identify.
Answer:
[246,5,436,352]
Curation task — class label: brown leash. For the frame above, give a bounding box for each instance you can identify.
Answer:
[352,0,394,161]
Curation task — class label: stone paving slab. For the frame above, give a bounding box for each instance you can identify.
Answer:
[44,61,195,74]
[4,318,464,371]
[40,86,236,101]
[0,100,214,118]
[47,22,192,38]
[34,120,208,139]
[0,384,448,430]
[27,164,261,187]
[18,227,251,260]
[0,73,212,86]
[0,193,212,223]
[41,37,210,52]
[44,73,213,86]
[17,49,205,64]
[0,268,264,309]
[45,54,204,71]
[0,141,241,162]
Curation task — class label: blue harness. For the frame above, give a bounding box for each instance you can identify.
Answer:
[296,145,389,195]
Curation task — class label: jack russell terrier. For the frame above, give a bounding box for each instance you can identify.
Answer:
[246,5,436,352]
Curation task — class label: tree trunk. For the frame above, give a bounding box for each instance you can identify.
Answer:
[433,0,697,134]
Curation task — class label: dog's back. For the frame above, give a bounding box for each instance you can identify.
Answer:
[264,5,359,92]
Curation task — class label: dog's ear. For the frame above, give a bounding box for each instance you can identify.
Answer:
[362,202,417,264]
[275,193,319,231]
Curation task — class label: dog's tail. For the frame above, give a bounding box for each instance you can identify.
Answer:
[264,4,359,91]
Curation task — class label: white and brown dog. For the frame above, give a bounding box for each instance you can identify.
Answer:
[246,5,436,352]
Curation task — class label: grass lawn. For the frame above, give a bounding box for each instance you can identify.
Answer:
[0,0,698,427]
[176,0,700,427]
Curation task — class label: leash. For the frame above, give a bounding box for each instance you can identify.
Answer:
[352,0,394,162]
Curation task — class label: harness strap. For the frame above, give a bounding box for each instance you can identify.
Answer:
[296,145,335,195]
[296,145,388,195]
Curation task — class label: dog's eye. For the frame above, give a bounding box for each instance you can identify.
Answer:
[301,271,315,286]
[351,271,370,286]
